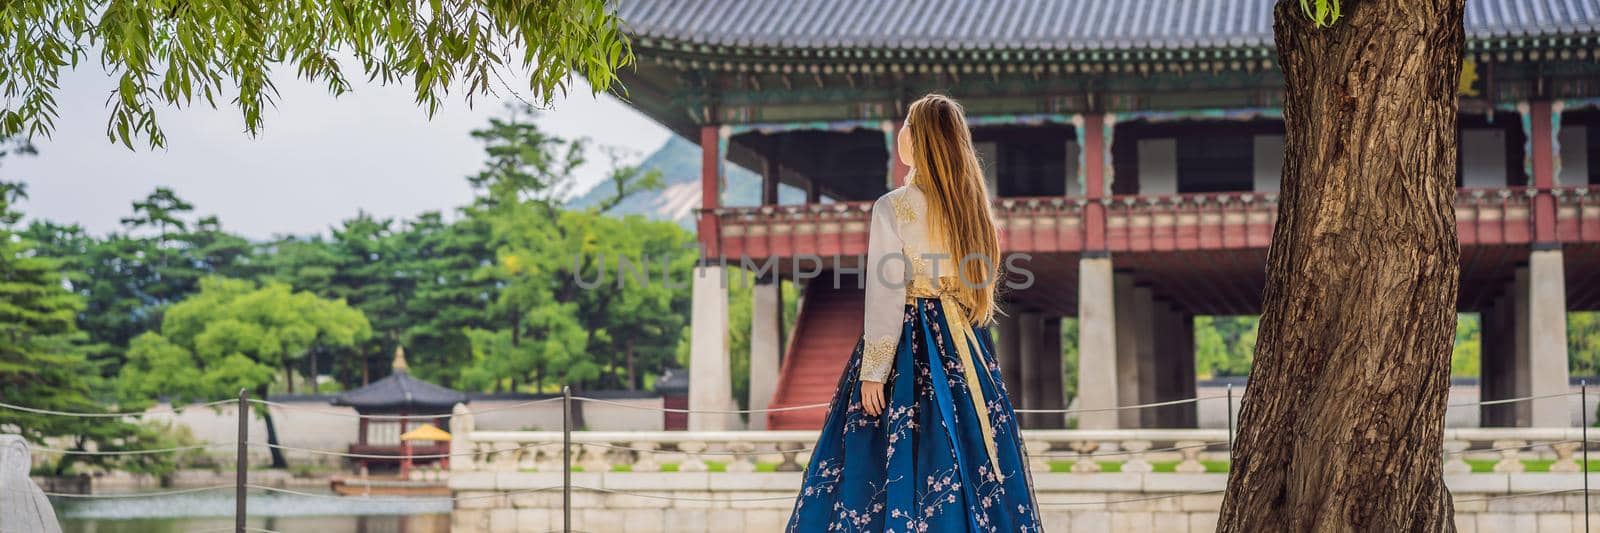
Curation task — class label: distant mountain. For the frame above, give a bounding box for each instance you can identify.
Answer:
[568,136,802,229]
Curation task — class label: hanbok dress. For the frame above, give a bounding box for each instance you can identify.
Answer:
[786,185,1042,532]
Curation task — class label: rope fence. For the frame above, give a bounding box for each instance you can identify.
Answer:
[0,398,236,418]
[7,386,1600,532]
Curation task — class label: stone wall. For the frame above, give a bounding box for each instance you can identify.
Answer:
[107,397,664,468]
[449,471,1600,532]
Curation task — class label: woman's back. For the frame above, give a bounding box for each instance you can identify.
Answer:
[786,94,1040,532]
[877,183,959,282]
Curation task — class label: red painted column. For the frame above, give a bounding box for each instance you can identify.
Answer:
[699,125,722,257]
[1082,113,1109,252]
[1529,101,1557,244]
[891,120,912,187]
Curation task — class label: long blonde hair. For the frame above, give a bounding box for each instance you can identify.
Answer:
[905,94,1000,325]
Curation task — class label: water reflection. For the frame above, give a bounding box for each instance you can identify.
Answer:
[55,488,451,533]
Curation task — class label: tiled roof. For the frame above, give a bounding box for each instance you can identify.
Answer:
[618,0,1600,51]
[332,370,468,413]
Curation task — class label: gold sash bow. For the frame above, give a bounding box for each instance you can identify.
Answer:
[907,276,1004,482]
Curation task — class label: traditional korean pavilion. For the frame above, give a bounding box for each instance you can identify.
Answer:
[612,0,1600,431]
[332,347,467,469]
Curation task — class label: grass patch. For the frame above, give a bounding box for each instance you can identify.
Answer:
[1462,459,1600,473]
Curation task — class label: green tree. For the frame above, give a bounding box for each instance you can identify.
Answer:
[116,277,371,468]
[1060,317,1079,410]
[458,106,686,397]
[120,187,194,239]
[1195,316,1258,379]
[0,182,169,476]
[0,0,632,148]
[1571,312,1600,377]
[395,211,500,387]
[724,271,800,408]
[24,189,258,376]
[1453,313,1481,377]
[327,213,411,386]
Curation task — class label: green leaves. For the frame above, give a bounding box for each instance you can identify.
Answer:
[115,276,372,405]
[1299,0,1344,27]
[457,107,687,393]
[0,0,633,149]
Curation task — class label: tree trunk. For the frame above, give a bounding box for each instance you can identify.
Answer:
[1217,1,1464,531]
[257,387,290,469]
[308,349,319,394]
[283,359,295,395]
[626,346,637,391]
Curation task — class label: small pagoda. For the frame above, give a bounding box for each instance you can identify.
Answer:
[332,347,468,472]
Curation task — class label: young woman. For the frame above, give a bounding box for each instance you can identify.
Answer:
[786,94,1041,532]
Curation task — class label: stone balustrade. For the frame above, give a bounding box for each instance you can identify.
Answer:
[450,422,1600,477]
[446,404,1600,532]
[451,427,1237,475]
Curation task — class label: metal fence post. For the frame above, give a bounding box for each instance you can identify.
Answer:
[563,385,572,533]
[236,389,248,533]
[1584,380,1590,533]
[1226,383,1235,451]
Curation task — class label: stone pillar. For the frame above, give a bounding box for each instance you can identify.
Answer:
[1514,266,1534,425]
[1150,304,1198,428]
[995,313,1023,399]
[747,276,782,430]
[1077,255,1119,429]
[1145,299,1196,428]
[1528,248,1570,427]
[1480,296,1515,426]
[1522,101,1569,427]
[1132,286,1159,427]
[1034,316,1066,428]
[1113,273,1144,427]
[1175,309,1198,428]
[1148,302,1174,427]
[689,263,737,430]
[1018,313,1044,428]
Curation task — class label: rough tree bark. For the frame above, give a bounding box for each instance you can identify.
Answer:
[1217,1,1465,531]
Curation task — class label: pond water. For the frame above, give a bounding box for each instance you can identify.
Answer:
[53,489,451,533]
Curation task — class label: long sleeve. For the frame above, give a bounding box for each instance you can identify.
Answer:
[860,193,909,383]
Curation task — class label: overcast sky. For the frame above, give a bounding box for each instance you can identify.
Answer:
[3,63,671,240]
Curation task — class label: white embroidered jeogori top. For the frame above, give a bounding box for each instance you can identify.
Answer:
[859,184,1007,476]
[859,184,957,383]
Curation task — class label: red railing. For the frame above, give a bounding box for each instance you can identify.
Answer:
[1552,186,1600,243]
[993,196,1088,252]
[1103,192,1278,252]
[712,202,874,261]
[706,187,1598,260]
[1456,187,1535,245]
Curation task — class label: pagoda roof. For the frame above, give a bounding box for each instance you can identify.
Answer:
[331,348,468,414]
[619,0,1600,53]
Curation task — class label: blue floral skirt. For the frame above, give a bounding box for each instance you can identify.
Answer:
[786,298,1042,532]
